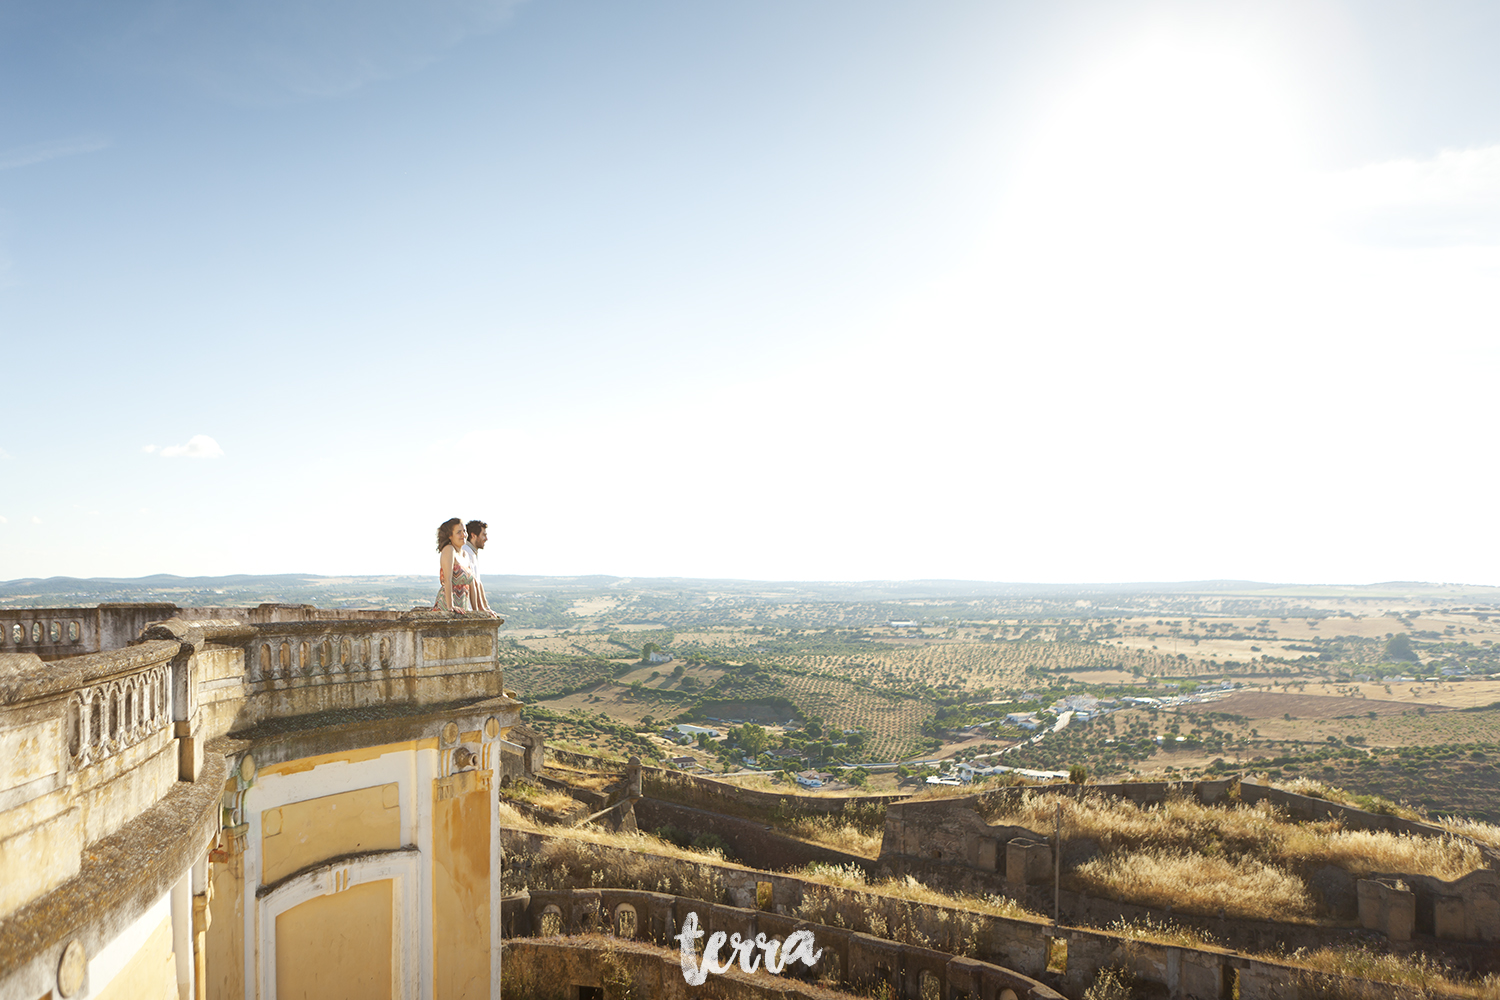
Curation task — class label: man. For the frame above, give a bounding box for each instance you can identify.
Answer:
[463,520,499,618]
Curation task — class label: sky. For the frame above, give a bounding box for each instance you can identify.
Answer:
[2,0,1499,586]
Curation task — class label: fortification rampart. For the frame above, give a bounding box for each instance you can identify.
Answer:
[504,889,1063,1000]
[502,830,1454,999]
[635,798,875,872]
[877,777,1500,950]
[643,766,903,817]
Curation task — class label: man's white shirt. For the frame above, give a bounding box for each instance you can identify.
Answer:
[462,542,481,584]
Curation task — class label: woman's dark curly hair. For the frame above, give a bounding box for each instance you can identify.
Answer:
[436,517,464,552]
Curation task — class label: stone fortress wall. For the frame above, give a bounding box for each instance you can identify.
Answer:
[500,828,1466,1000]
[0,602,524,1000]
[877,779,1500,949]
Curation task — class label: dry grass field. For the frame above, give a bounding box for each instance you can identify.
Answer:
[985,789,1487,922]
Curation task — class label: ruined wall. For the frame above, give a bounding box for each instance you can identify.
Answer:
[502,830,1492,999]
[505,891,1062,1000]
[643,766,903,818]
[1358,868,1500,944]
[878,777,1500,950]
[636,798,874,873]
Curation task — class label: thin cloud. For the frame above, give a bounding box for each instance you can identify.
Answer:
[31,516,42,524]
[0,515,7,524]
[0,446,11,459]
[1336,146,1500,209]
[149,434,224,459]
[1325,145,1500,246]
[0,136,110,171]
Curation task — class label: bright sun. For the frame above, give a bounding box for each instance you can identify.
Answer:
[1006,30,1311,267]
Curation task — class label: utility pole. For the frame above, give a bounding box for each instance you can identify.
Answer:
[1053,801,1062,927]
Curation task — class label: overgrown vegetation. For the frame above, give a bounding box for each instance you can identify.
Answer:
[1280,946,1500,999]
[981,789,1486,921]
[642,769,889,855]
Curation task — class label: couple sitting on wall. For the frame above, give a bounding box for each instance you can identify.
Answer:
[434,518,503,619]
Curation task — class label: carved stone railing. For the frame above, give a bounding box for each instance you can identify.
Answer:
[0,611,91,659]
[0,606,510,923]
[0,602,408,662]
[0,639,183,921]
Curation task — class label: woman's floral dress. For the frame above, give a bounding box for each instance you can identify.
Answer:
[434,547,477,613]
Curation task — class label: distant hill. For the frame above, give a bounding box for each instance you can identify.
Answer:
[4,573,1498,627]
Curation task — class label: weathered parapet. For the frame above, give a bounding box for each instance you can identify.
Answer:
[884,779,1497,890]
[0,602,183,661]
[644,765,904,817]
[0,639,185,923]
[0,629,226,1000]
[1006,839,1054,888]
[500,722,546,783]
[882,793,1034,873]
[504,936,1058,1000]
[0,601,439,662]
[508,888,1064,999]
[636,798,875,873]
[505,830,1481,1000]
[0,602,525,1000]
[1352,868,1500,944]
[1237,777,1499,861]
[1425,869,1500,942]
[1358,878,1416,942]
[226,613,507,730]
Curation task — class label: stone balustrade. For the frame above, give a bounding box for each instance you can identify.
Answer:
[1,639,193,923]
[0,602,519,1000]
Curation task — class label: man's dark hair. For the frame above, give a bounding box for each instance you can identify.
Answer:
[466,520,487,537]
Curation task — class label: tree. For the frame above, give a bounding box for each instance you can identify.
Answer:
[1069,764,1088,784]
[845,767,870,788]
[735,723,771,756]
[1384,633,1419,663]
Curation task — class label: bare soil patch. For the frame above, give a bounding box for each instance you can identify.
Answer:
[1212,691,1447,720]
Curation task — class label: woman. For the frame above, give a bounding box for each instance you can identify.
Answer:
[434,517,479,615]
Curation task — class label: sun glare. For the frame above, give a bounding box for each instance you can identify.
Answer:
[1005,31,1311,264]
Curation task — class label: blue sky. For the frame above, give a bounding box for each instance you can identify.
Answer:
[2,1,1498,584]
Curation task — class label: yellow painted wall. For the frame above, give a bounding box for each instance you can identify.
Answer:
[261,784,400,884]
[259,740,434,779]
[92,915,174,1000]
[274,879,393,1000]
[432,780,490,1000]
[205,856,244,1000]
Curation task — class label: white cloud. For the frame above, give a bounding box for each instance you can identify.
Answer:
[0,446,11,459]
[143,444,158,453]
[0,514,7,523]
[0,136,110,171]
[154,434,224,459]
[1334,146,1500,209]
[31,516,42,525]
[1321,145,1500,246]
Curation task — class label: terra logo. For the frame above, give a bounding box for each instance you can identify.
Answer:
[673,910,823,985]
